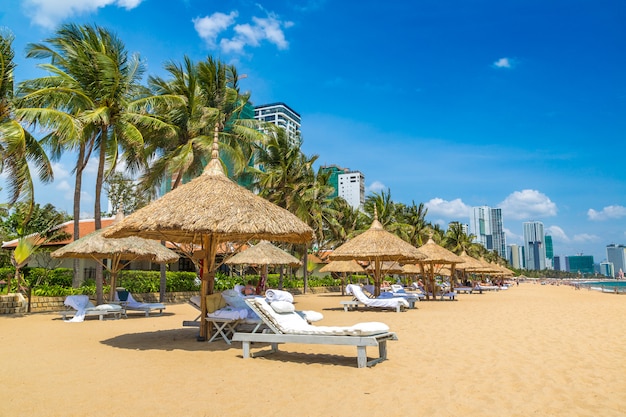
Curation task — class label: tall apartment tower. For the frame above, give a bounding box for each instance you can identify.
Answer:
[606,244,626,277]
[253,102,301,145]
[337,170,365,210]
[523,221,546,270]
[469,206,506,258]
[507,244,524,269]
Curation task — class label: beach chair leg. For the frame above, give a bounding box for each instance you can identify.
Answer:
[378,340,388,361]
[356,346,367,368]
[241,341,251,359]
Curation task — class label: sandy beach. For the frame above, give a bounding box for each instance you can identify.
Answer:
[1,283,625,417]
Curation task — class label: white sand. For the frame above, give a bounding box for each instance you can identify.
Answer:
[1,283,625,417]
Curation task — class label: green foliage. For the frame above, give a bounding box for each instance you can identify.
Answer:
[115,270,199,293]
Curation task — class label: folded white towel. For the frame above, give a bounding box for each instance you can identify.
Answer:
[265,289,294,303]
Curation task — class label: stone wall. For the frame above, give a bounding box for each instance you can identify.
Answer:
[0,293,28,314]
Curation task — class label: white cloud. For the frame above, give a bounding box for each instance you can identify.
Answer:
[366,180,386,194]
[499,189,557,220]
[194,10,291,54]
[424,198,469,219]
[23,0,144,29]
[503,227,522,244]
[587,205,626,221]
[493,57,512,68]
[546,225,569,242]
[51,162,70,180]
[572,233,601,243]
[222,14,291,53]
[193,11,238,49]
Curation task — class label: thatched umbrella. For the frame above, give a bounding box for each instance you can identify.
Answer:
[223,240,301,293]
[104,135,313,340]
[51,226,179,302]
[415,237,464,299]
[329,211,425,296]
[319,260,365,295]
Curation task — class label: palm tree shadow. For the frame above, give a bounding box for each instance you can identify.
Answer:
[100,328,235,352]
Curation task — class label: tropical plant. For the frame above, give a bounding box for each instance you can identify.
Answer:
[0,30,54,218]
[21,24,173,302]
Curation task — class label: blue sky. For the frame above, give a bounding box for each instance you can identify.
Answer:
[1,0,625,263]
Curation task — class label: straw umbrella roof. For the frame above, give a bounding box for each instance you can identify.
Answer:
[329,212,425,296]
[319,260,365,274]
[51,226,179,301]
[457,251,486,271]
[400,264,422,274]
[416,237,464,264]
[329,216,425,263]
[223,241,301,267]
[365,261,403,274]
[103,134,313,340]
[103,153,313,245]
[51,228,179,263]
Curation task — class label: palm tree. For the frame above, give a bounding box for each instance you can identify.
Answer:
[0,30,53,218]
[143,56,261,191]
[442,221,476,254]
[322,196,362,249]
[21,24,172,302]
[397,201,430,247]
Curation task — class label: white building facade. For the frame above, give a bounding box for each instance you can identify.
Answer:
[253,102,301,145]
[337,171,365,210]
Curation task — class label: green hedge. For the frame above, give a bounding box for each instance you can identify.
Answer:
[2,268,347,297]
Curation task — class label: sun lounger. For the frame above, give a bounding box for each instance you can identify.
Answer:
[115,291,165,317]
[232,297,398,368]
[60,295,123,322]
[389,284,424,307]
[454,286,474,294]
[342,284,409,312]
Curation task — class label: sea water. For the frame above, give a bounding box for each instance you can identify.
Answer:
[580,281,626,293]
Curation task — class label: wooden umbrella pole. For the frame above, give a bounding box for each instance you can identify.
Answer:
[108,254,122,302]
[199,234,218,341]
[374,259,381,297]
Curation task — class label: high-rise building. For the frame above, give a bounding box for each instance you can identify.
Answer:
[600,262,615,277]
[606,244,626,277]
[507,244,524,269]
[254,102,301,145]
[469,206,506,258]
[337,171,365,210]
[321,165,365,210]
[545,235,554,268]
[566,255,595,275]
[523,221,546,270]
[553,255,562,271]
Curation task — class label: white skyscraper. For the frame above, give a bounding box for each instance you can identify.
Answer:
[523,221,546,270]
[337,171,365,210]
[253,102,301,145]
[469,206,506,258]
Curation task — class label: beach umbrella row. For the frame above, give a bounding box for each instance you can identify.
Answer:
[224,240,301,294]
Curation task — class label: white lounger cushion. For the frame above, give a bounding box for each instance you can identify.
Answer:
[347,284,409,309]
[250,298,389,336]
